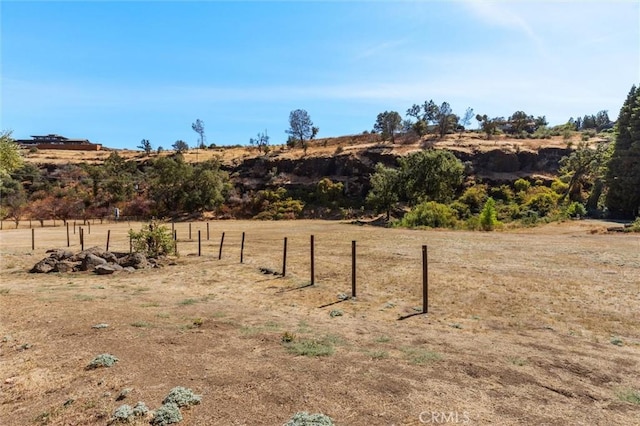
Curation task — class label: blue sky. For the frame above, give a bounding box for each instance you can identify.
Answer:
[1,1,638,150]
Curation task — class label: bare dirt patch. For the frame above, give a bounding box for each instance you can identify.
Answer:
[1,220,639,425]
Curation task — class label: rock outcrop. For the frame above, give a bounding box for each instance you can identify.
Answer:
[30,247,155,274]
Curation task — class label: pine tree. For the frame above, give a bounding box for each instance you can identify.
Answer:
[606,85,640,218]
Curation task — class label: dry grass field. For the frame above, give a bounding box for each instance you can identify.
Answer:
[1,219,639,425]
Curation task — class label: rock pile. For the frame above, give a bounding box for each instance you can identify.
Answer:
[30,246,156,274]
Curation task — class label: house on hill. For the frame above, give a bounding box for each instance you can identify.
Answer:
[16,134,102,151]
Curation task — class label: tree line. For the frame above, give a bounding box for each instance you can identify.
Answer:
[1,85,638,226]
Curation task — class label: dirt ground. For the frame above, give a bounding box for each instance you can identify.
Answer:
[1,220,639,425]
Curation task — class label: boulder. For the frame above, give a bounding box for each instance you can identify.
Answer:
[45,249,74,261]
[54,261,76,273]
[94,264,117,275]
[30,257,58,273]
[118,253,149,269]
[81,254,107,271]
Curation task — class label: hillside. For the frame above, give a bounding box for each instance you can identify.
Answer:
[21,132,599,191]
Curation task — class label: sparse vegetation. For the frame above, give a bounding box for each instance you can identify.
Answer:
[284,411,334,426]
[402,348,442,365]
[86,353,119,370]
[617,388,640,405]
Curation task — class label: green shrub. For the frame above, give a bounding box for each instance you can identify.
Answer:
[151,403,182,426]
[489,185,515,202]
[129,220,175,258]
[399,201,458,228]
[566,202,587,218]
[514,178,531,192]
[479,197,499,231]
[284,412,335,426]
[86,353,118,370]
[458,185,488,213]
[112,405,134,422]
[449,200,471,219]
[551,179,569,195]
[525,189,560,217]
[163,387,201,407]
[625,217,640,232]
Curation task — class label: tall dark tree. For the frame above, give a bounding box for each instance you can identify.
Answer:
[137,139,153,155]
[373,111,402,143]
[192,119,206,149]
[476,114,503,139]
[606,85,640,218]
[286,109,318,155]
[249,130,270,154]
[172,140,189,154]
[458,107,474,139]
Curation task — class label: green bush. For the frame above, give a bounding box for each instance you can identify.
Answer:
[129,220,175,257]
[479,197,500,231]
[458,185,488,214]
[449,200,471,219]
[525,188,560,217]
[284,412,334,426]
[551,179,569,195]
[514,178,531,192]
[151,403,182,425]
[163,387,201,408]
[399,201,458,228]
[489,185,515,203]
[625,217,640,232]
[566,202,587,218]
[86,353,118,370]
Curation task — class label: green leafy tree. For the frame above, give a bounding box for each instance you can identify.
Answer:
[398,150,465,205]
[606,85,640,218]
[476,114,503,139]
[286,109,318,155]
[129,220,175,257]
[373,111,402,143]
[479,197,499,231]
[137,139,153,155]
[183,160,229,212]
[172,140,189,154]
[366,163,400,220]
[559,141,611,207]
[0,131,23,178]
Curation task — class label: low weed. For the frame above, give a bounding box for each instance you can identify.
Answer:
[617,388,640,404]
[402,347,442,365]
[284,336,335,357]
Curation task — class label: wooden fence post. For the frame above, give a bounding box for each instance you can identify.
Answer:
[189,223,192,240]
[310,235,315,285]
[32,228,35,250]
[282,237,288,276]
[198,230,202,256]
[206,222,210,241]
[66,223,70,247]
[218,232,225,260]
[352,240,357,298]
[240,232,245,263]
[422,245,428,314]
[106,230,111,252]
